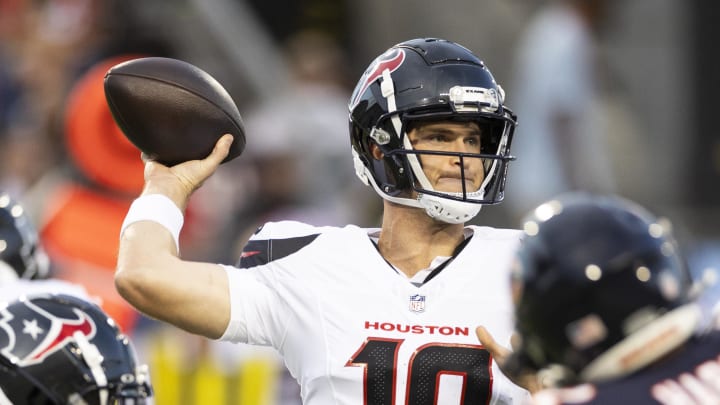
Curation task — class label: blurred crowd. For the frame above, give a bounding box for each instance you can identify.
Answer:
[0,0,717,404]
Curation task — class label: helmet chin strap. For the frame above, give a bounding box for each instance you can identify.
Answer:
[356,152,483,224]
[417,194,482,224]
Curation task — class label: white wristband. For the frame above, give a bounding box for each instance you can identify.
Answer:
[120,194,184,253]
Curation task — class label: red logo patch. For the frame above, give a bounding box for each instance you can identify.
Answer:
[350,49,406,109]
[1,301,97,367]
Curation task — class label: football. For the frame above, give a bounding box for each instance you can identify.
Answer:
[104,57,246,166]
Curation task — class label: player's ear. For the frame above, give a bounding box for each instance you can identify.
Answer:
[370,142,384,160]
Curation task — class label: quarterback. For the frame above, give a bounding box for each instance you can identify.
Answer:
[116,38,529,404]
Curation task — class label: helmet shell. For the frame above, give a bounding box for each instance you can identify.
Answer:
[0,193,49,281]
[0,294,152,404]
[349,38,516,203]
[512,193,690,376]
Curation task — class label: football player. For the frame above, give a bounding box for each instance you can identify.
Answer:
[0,192,155,403]
[0,191,89,300]
[489,192,720,404]
[0,293,153,404]
[0,192,50,283]
[116,38,532,403]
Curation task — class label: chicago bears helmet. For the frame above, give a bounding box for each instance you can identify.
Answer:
[0,192,50,282]
[507,193,693,385]
[0,293,152,404]
[349,38,517,224]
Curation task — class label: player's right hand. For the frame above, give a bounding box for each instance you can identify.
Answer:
[141,134,234,209]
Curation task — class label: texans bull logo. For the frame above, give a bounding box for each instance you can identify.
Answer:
[350,48,406,109]
[0,299,96,367]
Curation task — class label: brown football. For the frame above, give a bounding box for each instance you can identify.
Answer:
[104,57,245,166]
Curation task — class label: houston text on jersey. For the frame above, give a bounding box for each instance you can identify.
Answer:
[364,321,470,336]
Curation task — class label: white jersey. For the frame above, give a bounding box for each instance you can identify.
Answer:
[220,221,529,405]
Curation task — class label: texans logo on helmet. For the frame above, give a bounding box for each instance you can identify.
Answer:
[350,48,405,109]
[0,299,95,367]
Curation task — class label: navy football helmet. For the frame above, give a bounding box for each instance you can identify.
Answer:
[0,192,49,282]
[0,293,152,404]
[507,193,693,385]
[349,38,517,223]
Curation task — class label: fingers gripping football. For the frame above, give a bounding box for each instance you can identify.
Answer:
[142,135,234,207]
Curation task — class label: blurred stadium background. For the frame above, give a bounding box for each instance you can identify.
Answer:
[1,0,718,404]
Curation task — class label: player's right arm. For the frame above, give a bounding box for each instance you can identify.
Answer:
[115,134,234,339]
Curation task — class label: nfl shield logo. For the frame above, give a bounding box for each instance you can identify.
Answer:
[409,294,426,313]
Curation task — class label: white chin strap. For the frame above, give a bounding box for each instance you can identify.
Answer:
[417,194,482,224]
[366,175,482,224]
[354,148,483,224]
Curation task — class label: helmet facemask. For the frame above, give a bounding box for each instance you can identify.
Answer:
[404,111,515,218]
[356,97,516,224]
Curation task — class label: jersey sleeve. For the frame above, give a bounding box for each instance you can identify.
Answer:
[236,221,323,267]
[218,264,289,347]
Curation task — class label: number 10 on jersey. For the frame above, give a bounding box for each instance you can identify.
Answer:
[347,337,493,404]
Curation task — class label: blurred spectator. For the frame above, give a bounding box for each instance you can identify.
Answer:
[0,0,180,334]
[211,29,382,259]
[504,0,617,222]
[35,55,154,335]
[243,30,378,223]
[0,0,175,197]
[0,0,177,333]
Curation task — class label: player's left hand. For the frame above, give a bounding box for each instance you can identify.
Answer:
[476,326,543,394]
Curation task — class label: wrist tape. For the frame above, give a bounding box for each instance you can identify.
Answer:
[120,194,184,253]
